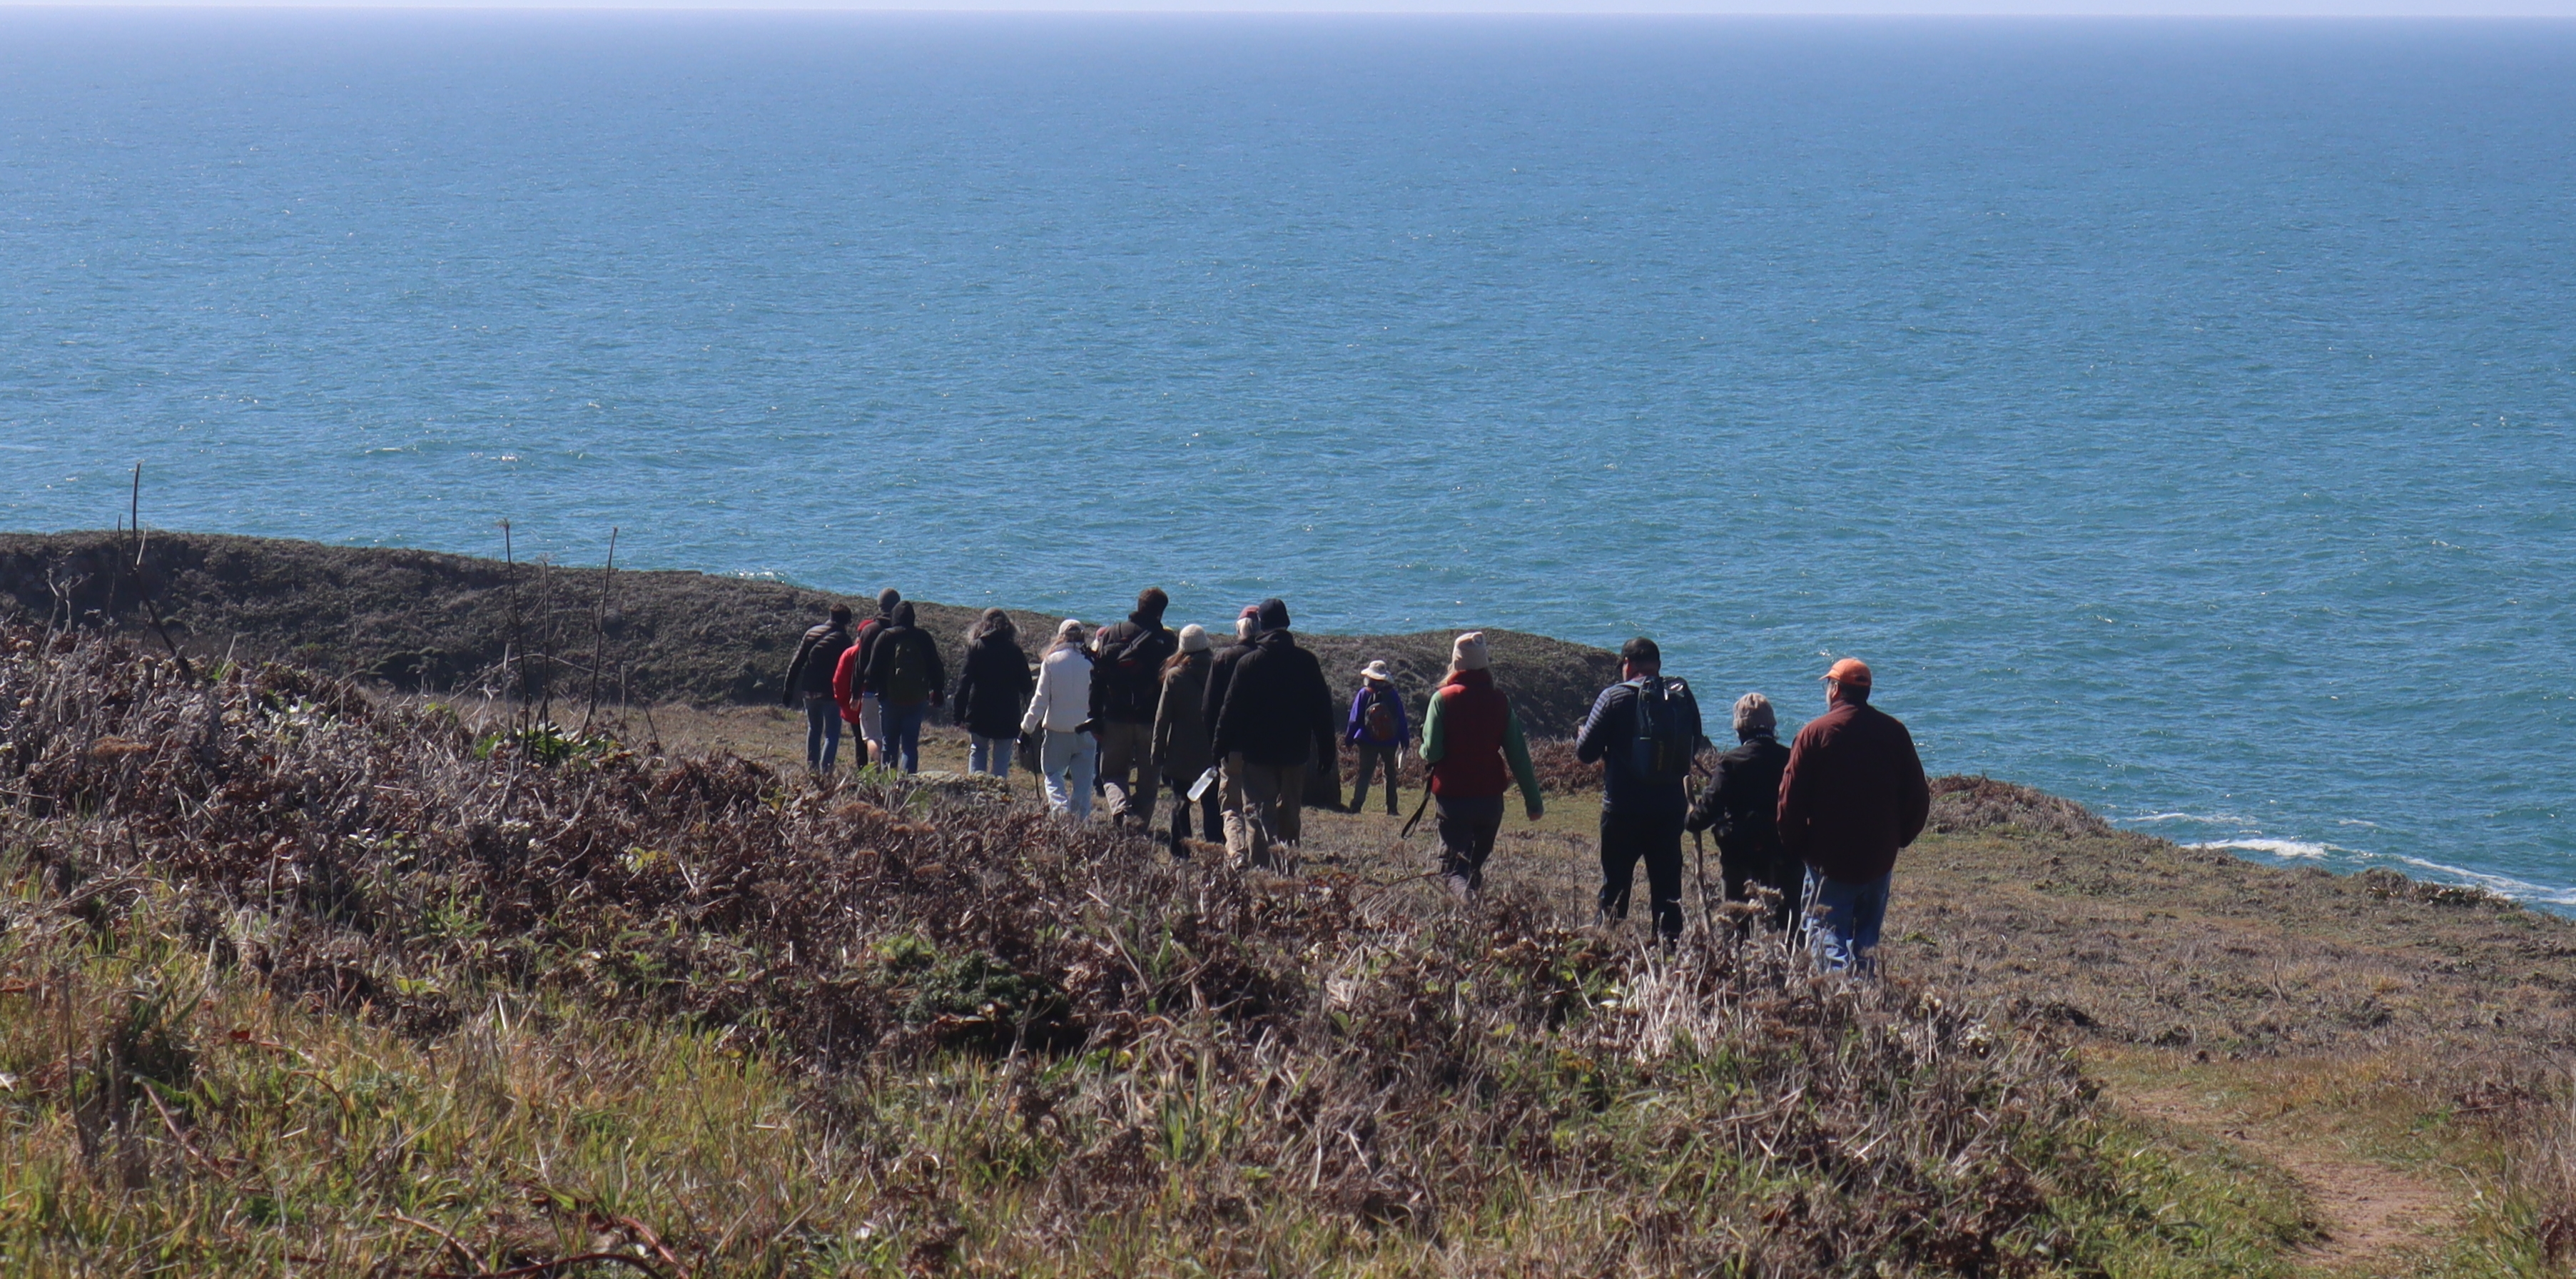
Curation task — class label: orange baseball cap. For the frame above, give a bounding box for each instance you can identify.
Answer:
[1821,657,1873,687]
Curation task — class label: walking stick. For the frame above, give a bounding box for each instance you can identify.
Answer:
[1693,826,1714,938]
[1688,751,1716,938]
[1399,784,1434,839]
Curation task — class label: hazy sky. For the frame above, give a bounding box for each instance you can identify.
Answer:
[6,1,2575,12]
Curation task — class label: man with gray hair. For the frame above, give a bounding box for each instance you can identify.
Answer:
[1687,692,1799,931]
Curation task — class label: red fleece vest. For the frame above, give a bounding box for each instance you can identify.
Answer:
[1429,670,1511,799]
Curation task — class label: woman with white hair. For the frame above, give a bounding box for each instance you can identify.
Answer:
[1685,691,1800,930]
[1021,619,1098,819]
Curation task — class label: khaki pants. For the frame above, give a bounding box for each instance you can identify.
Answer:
[1221,754,1305,871]
[1097,721,1155,825]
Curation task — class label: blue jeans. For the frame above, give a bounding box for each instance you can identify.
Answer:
[881,700,928,774]
[1040,729,1097,819]
[803,696,841,773]
[970,734,1014,779]
[1802,869,1892,975]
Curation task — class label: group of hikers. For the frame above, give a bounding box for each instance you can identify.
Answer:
[783,590,1930,973]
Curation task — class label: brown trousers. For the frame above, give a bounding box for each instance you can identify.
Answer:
[1220,754,1305,871]
[1097,720,1155,824]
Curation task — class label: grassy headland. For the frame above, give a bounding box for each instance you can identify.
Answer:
[0,532,2571,1275]
[0,531,1618,736]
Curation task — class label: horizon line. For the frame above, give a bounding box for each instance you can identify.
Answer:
[5,2,2575,14]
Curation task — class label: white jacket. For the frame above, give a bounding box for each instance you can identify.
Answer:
[1022,644,1094,734]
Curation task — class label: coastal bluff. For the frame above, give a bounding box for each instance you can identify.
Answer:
[4,532,2575,1268]
[0,530,1621,737]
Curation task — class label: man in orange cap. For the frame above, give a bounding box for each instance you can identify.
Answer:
[1775,657,1929,974]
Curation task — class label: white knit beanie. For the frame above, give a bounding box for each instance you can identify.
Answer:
[1178,624,1210,654]
[1451,631,1491,672]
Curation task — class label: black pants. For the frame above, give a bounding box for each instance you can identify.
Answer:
[1434,794,1503,896]
[1599,808,1687,940]
[1718,839,1804,931]
[1167,774,1222,854]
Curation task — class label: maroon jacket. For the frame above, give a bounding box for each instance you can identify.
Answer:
[1776,700,1930,883]
[1428,669,1509,799]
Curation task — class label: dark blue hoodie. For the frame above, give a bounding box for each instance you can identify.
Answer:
[1574,675,1706,817]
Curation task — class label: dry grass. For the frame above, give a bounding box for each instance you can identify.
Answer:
[0,627,2331,1277]
[2525,1082,2576,1270]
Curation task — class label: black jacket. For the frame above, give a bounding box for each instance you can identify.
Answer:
[783,622,853,704]
[953,632,1034,739]
[1688,732,1791,856]
[1211,630,1337,769]
[1202,635,1257,741]
[1088,612,1177,726]
[852,609,896,688]
[861,602,946,706]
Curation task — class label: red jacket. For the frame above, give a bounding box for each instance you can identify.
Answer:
[831,645,866,724]
[1776,700,1930,883]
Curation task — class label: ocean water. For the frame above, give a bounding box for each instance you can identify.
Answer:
[2,13,2570,904]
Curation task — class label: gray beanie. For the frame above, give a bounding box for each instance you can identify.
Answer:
[1451,631,1491,672]
[1733,692,1776,737]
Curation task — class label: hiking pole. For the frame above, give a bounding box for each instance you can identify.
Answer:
[1688,753,1715,939]
[1693,826,1714,939]
[1399,784,1434,839]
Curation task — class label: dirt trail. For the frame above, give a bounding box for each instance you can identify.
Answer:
[2120,1083,2457,1273]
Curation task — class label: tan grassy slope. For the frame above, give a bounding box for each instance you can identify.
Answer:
[1895,797,2576,1278]
[4,633,2572,1276]
[1281,788,2576,1279]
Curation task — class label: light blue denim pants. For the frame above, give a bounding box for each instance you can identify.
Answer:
[1802,869,1892,975]
[1040,729,1097,819]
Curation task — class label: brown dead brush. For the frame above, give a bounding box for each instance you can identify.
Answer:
[0,628,2261,1274]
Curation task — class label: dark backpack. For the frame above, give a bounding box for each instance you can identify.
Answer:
[1363,689,1399,744]
[1629,675,1701,783]
[883,634,931,703]
[1109,626,1172,714]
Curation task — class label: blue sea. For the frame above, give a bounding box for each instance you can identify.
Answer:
[3,12,2570,904]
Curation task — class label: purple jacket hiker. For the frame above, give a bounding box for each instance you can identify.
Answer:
[1347,684,1410,749]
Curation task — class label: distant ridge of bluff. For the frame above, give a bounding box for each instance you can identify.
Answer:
[0,531,1623,737]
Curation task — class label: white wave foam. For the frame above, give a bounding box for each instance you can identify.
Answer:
[2128,812,2252,826]
[2185,838,2344,859]
[2385,854,2576,907]
[2184,839,2576,909]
